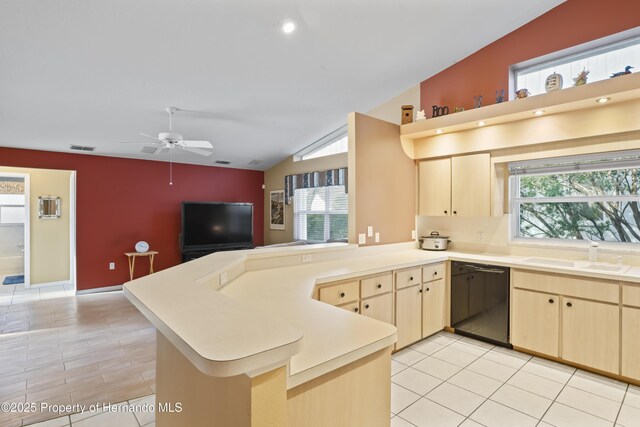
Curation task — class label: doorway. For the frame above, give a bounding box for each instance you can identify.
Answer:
[0,173,30,288]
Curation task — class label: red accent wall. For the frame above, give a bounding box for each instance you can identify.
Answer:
[0,147,264,291]
[420,0,640,112]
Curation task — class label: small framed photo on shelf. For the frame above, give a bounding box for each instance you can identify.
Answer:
[270,190,285,230]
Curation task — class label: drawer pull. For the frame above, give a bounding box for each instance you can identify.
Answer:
[364,304,370,309]
[377,284,382,289]
[566,302,572,307]
[339,292,346,298]
[548,298,554,304]
[433,271,438,276]
[409,276,414,281]
[354,307,359,313]
[419,288,423,293]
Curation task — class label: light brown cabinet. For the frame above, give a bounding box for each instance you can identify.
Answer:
[361,293,393,324]
[562,297,619,374]
[394,263,447,349]
[395,284,423,349]
[622,284,640,379]
[511,288,559,357]
[511,269,620,375]
[418,153,490,217]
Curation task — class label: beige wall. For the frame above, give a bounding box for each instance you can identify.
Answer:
[348,112,415,246]
[0,166,72,285]
[366,85,421,125]
[263,153,348,245]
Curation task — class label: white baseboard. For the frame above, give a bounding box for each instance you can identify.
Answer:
[75,284,123,295]
[31,280,71,288]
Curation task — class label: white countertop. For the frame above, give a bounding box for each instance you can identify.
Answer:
[123,243,640,390]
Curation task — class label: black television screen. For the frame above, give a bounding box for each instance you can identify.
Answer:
[181,202,253,250]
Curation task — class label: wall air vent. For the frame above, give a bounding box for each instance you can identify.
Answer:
[215,160,231,165]
[248,159,263,165]
[140,146,160,155]
[69,145,95,152]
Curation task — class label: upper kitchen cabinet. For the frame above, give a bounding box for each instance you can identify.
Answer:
[418,153,490,217]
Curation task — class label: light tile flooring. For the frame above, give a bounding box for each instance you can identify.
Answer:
[391,332,640,427]
[0,291,156,426]
[0,284,75,306]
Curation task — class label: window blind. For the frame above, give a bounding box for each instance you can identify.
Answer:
[294,186,348,242]
[509,150,640,176]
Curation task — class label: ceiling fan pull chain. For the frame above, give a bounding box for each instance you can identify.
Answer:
[169,150,173,185]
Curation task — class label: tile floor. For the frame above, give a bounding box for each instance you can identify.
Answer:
[29,331,640,427]
[0,291,156,426]
[391,332,640,427]
[0,283,75,306]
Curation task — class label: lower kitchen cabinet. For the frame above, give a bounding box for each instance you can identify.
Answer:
[622,306,640,379]
[422,279,445,337]
[395,284,423,349]
[361,293,393,324]
[511,288,559,357]
[562,298,619,374]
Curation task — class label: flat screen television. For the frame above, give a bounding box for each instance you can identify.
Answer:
[181,202,253,252]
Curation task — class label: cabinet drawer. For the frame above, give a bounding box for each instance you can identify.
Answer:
[338,301,360,314]
[422,263,445,283]
[623,285,640,308]
[361,273,393,298]
[319,281,359,305]
[512,269,619,304]
[395,268,421,290]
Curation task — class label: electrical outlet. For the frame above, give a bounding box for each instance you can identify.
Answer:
[302,254,312,263]
[367,226,373,237]
[411,230,416,240]
[358,233,366,244]
[220,272,228,286]
[375,232,380,243]
[109,262,115,270]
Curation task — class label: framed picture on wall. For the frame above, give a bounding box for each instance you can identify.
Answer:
[270,190,285,230]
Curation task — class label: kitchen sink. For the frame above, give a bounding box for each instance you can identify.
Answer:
[521,257,629,273]
[521,257,576,267]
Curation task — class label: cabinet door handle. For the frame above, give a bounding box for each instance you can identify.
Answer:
[566,302,572,307]
[354,307,359,313]
[377,284,382,289]
[425,287,430,292]
[364,304,370,309]
[340,292,345,298]
[548,298,554,304]
[419,288,423,293]
[444,210,448,214]
[453,210,458,215]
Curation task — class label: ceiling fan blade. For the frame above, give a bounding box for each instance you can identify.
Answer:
[155,146,170,155]
[140,133,162,142]
[182,140,213,149]
[119,141,154,144]
[184,147,214,157]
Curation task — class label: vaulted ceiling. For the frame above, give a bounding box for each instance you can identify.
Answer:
[0,0,565,170]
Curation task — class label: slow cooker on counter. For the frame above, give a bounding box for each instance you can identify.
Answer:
[419,231,451,251]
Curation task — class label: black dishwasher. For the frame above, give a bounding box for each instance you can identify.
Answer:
[450,261,511,347]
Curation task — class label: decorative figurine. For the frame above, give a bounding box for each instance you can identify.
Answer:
[431,105,449,118]
[573,68,590,86]
[545,72,563,92]
[495,89,505,103]
[453,107,465,113]
[474,95,483,109]
[415,110,426,121]
[401,105,414,124]
[515,88,530,99]
[610,65,634,78]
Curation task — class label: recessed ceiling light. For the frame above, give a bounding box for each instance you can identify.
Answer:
[534,110,545,116]
[280,19,296,34]
[435,129,443,134]
[477,121,486,126]
[596,97,611,104]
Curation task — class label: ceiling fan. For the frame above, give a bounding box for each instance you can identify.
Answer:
[123,107,214,157]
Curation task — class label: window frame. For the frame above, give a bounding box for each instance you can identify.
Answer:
[509,153,640,245]
[293,185,348,242]
[294,125,348,162]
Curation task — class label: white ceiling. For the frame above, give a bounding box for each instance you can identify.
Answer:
[0,0,564,171]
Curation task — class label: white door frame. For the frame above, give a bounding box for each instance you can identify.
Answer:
[0,172,30,288]
[69,171,77,291]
